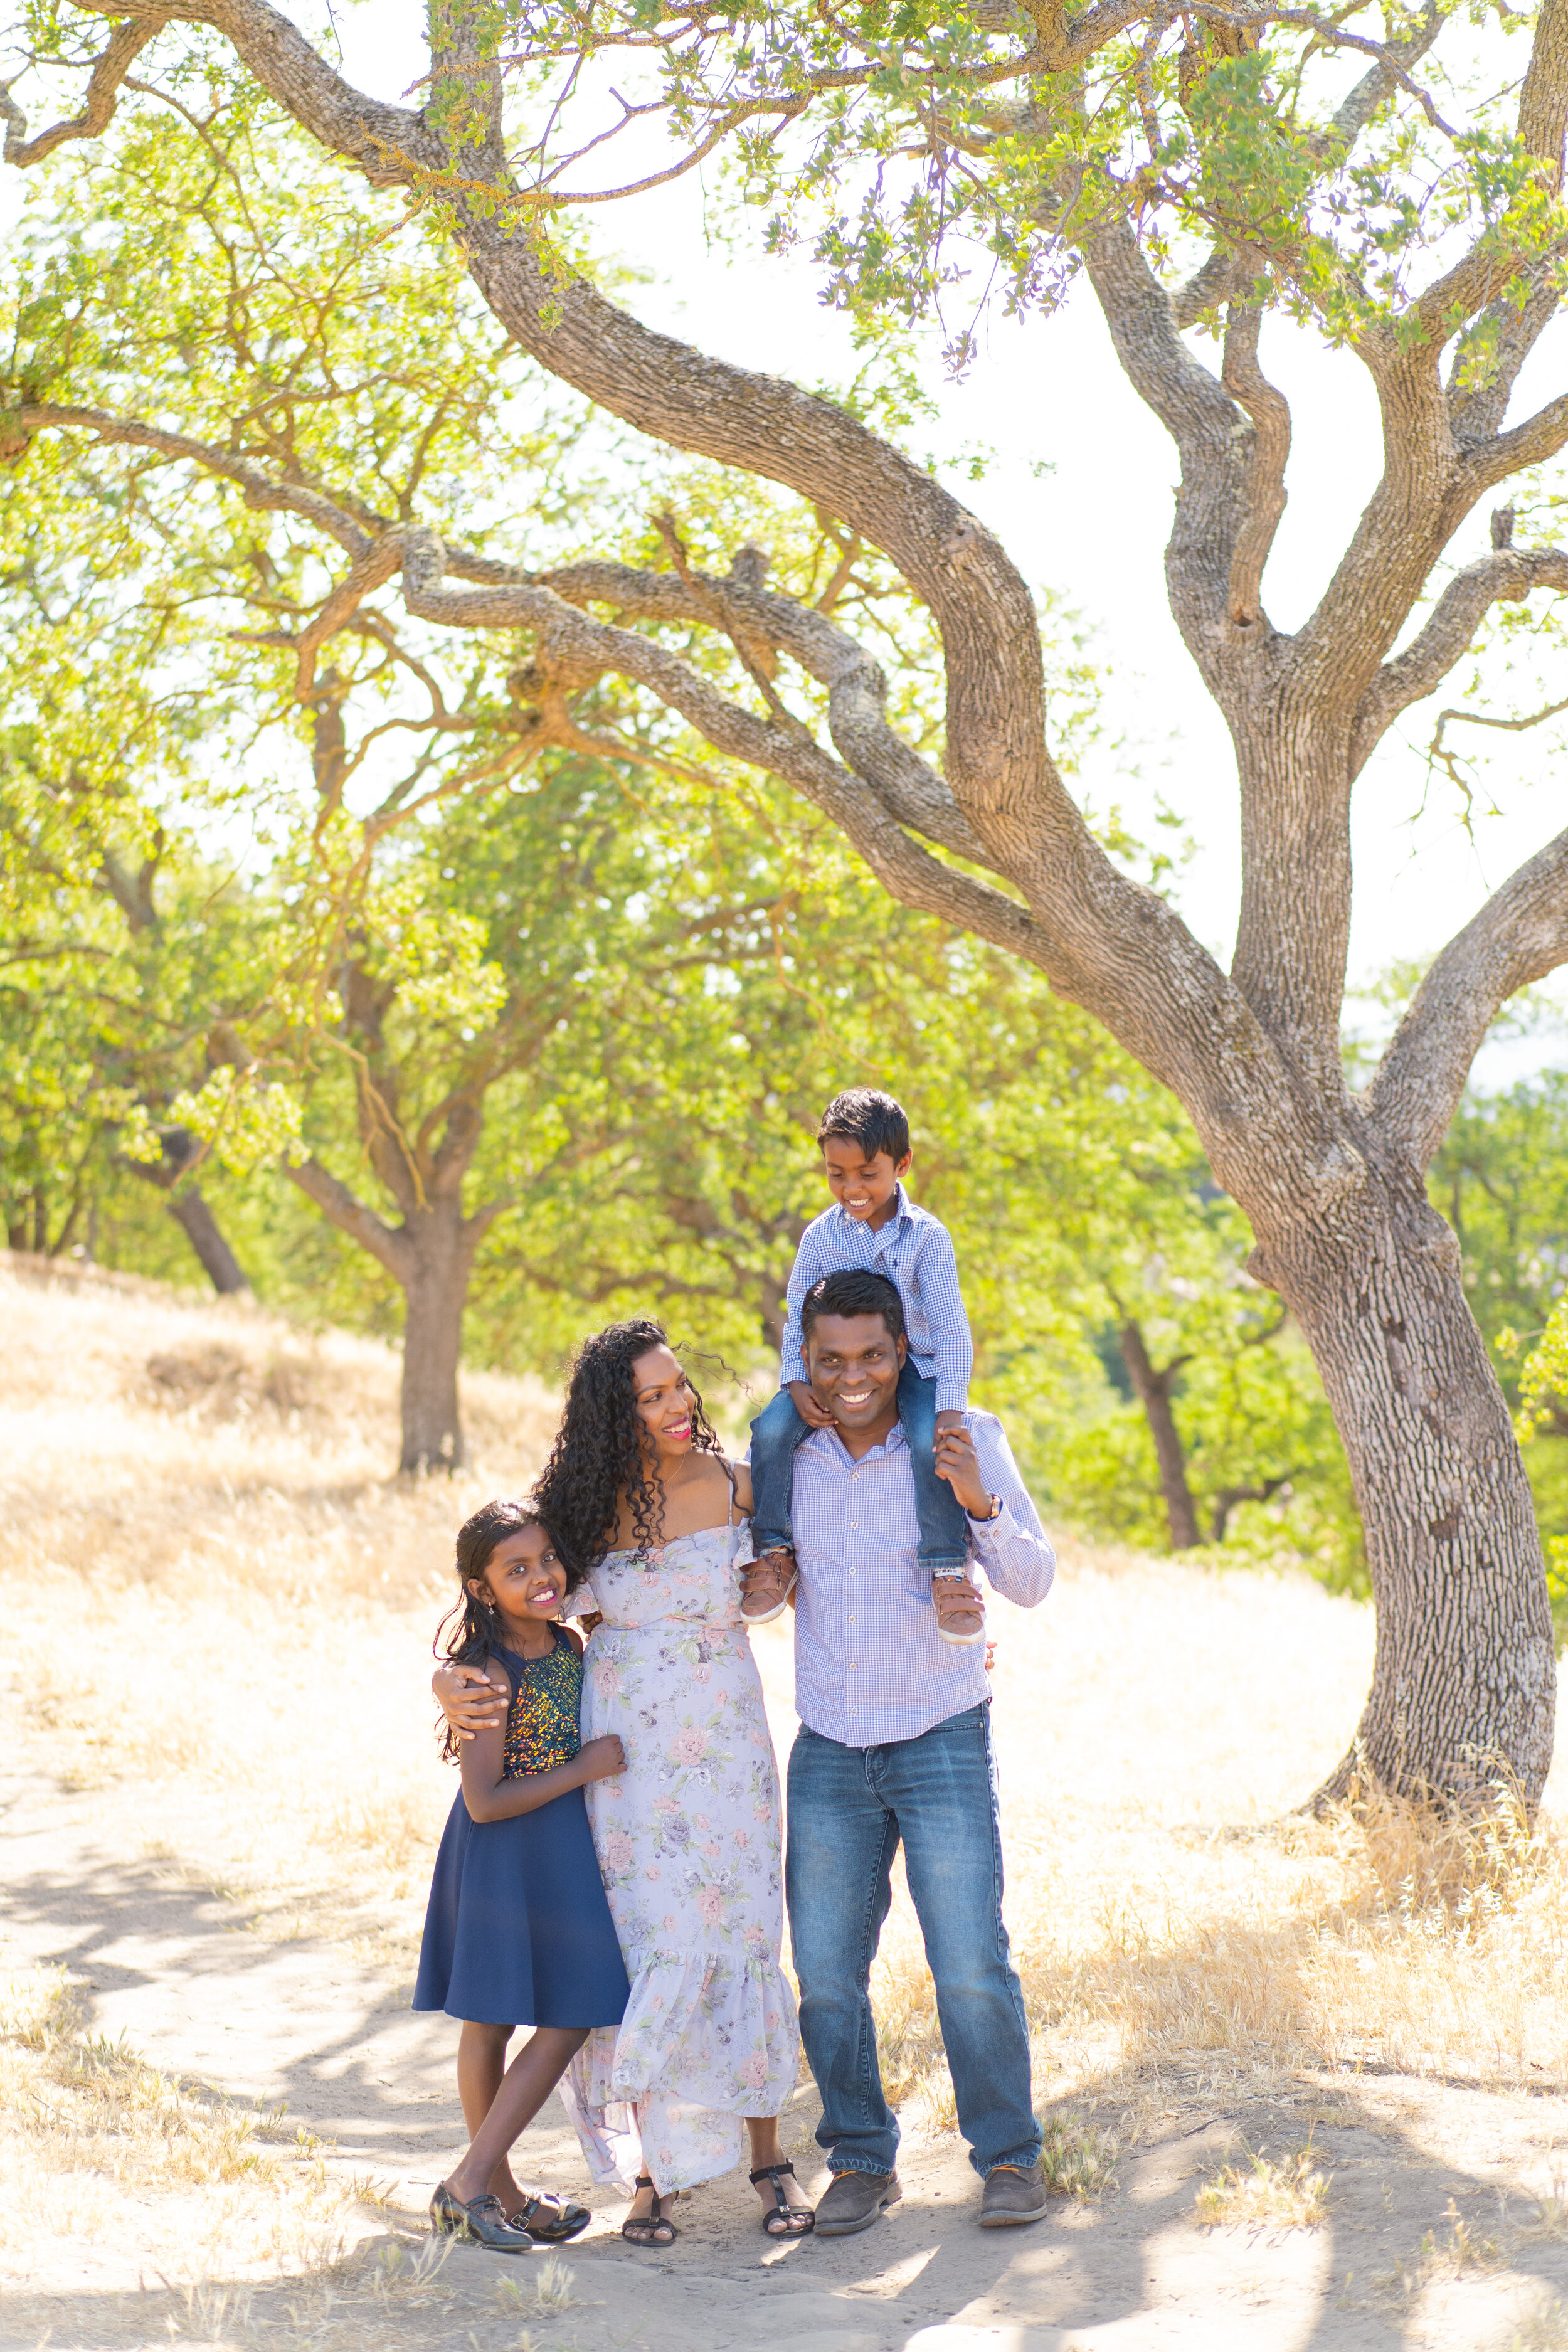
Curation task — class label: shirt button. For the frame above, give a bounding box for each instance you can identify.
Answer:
[849,1616,856,1624]
[850,1522,857,1530]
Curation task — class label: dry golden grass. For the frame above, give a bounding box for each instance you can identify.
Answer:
[1508,2291,1568,2350]
[0,1963,380,2284]
[850,1536,1568,2146]
[1194,2141,1332,2229]
[0,1255,558,1959]
[9,1252,1568,2302]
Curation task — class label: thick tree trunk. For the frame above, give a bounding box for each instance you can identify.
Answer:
[398,1201,474,1474]
[1118,1320,1202,1550]
[1253,1174,1556,1809]
[166,1188,252,1295]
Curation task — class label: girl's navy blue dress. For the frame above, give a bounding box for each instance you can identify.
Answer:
[414,1630,630,2029]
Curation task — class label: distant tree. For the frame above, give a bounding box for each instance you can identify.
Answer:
[0,756,258,1289]
[265,758,812,1472]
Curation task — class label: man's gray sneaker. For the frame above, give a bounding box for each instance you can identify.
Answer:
[813,2169,903,2237]
[979,2163,1049,2226]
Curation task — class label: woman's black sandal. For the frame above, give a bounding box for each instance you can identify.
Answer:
[428,2180,533,2253]
[622,2173,679,2246]
[751,2160,815,2237]
[509,2189,591,2243]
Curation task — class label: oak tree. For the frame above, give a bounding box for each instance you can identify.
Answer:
[8,0,1568,1798]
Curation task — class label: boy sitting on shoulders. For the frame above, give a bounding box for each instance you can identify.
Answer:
[744,1087,985,1645]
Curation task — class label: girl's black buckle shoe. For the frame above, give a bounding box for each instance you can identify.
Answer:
[429,2180,534,2253]
[511,2189,591,2242]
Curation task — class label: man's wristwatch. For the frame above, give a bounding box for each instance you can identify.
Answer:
[967,1491,1002,1523]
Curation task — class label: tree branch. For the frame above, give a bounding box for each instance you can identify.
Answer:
[284,1155,416,1281]
[0,17,169,166]
[1220,292,1291,628]
[538,547,994,865]
[63,0,436,186]
[1077,209,1263,687]
[1458,393,1568,497]
[1351,545,1568,775]
[1172,245,1251,332]
[11,400,373,556]
[1370,824,1568,1168]
[1519,0,1568,188]
[1448,262,1565,450]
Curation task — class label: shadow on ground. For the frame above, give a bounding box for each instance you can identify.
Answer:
[7,1761,1568,2351]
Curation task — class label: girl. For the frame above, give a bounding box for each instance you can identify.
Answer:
[435,1325,812,2248]
[415,1497,630,2254]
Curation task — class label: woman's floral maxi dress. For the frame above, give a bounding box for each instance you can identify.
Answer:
[563,1493,800,2195]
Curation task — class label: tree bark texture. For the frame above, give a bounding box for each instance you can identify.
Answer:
[1248,1165,1555,1806]
[1118,1322,1202,1551]
[18,0,1568,1803]
[396,1198,473,1475]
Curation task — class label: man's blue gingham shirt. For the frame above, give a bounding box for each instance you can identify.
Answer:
[779,1183,973,1411]
[790,1413,1054,1747]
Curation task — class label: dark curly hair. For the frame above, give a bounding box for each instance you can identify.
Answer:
[532,1318,723,1571]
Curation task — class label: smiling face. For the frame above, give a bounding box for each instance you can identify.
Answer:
[630,1342,697,1461]
[820,1136,911,1228]
[469,1521,568,1638]
[805,1309,906,1441]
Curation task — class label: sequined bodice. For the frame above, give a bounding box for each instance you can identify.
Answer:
[586,1520,755,1631]
[499,1633,582,1777]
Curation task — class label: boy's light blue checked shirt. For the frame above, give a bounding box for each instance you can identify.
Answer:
[778,1182,973,1412]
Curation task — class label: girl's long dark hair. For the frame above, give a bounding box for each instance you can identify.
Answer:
[532,1318,721,1573]
[433,1496,579,1762]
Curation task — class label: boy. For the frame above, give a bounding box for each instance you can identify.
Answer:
[745,1088,985,1643]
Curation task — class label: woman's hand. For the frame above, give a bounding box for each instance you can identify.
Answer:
[578,1734,627,1781]
[576,1611,605,1641]
[433,1660,508,1743]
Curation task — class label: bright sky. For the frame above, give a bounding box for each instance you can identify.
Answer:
[13,5,1568,1074]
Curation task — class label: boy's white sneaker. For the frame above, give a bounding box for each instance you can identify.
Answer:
[933,1576,986,1646]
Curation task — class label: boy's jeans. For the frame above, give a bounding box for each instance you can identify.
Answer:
[750,1361,970,1575]
[785,1703,1041,2180]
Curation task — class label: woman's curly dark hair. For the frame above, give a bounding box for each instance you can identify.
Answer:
[532,1318,722,1573]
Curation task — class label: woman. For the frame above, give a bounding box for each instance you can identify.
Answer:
[435,1320,811,2247]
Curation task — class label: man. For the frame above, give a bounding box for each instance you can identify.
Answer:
[767,1264,1054,2236]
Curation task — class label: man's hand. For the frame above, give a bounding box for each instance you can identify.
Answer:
[933,1419,994,1518]
[433,1660,508,1743]
[578,1734,627,1781]
[935,1407,967,1435]
[788,1378,837,1430]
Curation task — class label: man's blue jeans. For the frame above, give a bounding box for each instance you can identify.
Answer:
[785,1703,1041,2180]
[750,1362,970,1574]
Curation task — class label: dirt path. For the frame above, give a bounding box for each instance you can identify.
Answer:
[8,1759,1568,2352]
